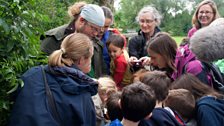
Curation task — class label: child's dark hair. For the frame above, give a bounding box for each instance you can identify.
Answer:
[106,92,123,121]
[106,34,124,49]
[140,70,171,102]
[121,82,156,122]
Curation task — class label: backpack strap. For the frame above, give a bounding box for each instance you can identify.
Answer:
[202,62,224,93]
[41,65,62,125]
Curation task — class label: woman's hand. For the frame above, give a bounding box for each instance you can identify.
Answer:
[139,56,151,66]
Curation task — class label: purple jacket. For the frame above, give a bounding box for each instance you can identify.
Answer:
[172,45,209,85]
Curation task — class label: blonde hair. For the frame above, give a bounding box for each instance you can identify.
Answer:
[68,1,87,18]
[48,33,93,67]
[98,76,117,95]
[192,0,220,29]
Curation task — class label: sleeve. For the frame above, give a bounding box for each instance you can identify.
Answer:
[185,60,209,84]
[40,36,61,55]
[197,104,215,126]
[113,59,127,85]
[128,37,140,59]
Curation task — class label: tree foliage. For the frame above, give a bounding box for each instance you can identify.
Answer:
[0,0,224,125]
[0,0,74,125]
[115,0,224,35]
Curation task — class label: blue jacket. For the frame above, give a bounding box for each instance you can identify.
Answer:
[196,96,224,126]
[139,108,181,126]
[9,65,98,126]
[101,30,111,75]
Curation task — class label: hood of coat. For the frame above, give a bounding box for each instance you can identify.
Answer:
[47,65,98,96]
[190,25,224,62]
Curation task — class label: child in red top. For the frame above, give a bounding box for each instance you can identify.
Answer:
[107,34,132,90]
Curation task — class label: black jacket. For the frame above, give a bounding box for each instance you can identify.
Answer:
[128,27,160,59]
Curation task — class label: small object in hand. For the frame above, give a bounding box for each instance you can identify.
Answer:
[134,61,143,67]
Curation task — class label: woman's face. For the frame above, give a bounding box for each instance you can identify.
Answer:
[197,4,214,27]
[78,47,94,73]
[97,18,112,39]
[139,12,156,34]
[148,49,167,69]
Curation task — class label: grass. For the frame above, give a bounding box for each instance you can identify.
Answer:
[172,36,186,45]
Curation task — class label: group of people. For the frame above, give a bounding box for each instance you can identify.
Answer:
[8,0,224,126]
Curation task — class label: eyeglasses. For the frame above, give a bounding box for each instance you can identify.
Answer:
[87,22,102,33]
[139,19,155,24]
[199,11,213,15]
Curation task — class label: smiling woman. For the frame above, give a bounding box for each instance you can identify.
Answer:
[128,5,162,72]
[187,0,220,38]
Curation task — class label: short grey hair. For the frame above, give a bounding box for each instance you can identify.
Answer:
[136,5,162,26]
[190,25,224,62]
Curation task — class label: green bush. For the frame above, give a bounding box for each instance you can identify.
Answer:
[0,0,69,125]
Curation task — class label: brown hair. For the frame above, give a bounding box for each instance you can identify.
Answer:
[192,0,220,29]
[140,70,171,102]
[165,89,195,119]
[48,33,93,67]
[106,92,123,121]
[106,34,125,49]
[147,32,177,73]
[68,1,87,19]
[101,6,114,24]
[171,73,223,100]
[132,69,149,83]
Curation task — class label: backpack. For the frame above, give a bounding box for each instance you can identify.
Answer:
[172,45,224,93]
[202,62,224,93]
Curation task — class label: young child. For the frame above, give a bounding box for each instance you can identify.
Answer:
[139,70,182,126]
[108,82,156,126]
[105,92,123,125]
[132,69,149,83]
[171,73,224,126]
[92,76,117,126]
[164,89,197,126]
[107,34,132,90]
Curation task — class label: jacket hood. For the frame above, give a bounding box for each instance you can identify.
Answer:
[46,65,98,96]
[190,25,224,62]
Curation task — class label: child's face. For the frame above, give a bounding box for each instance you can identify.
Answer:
[108,44,123,59]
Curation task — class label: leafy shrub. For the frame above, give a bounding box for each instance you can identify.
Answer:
[0,0,69,125]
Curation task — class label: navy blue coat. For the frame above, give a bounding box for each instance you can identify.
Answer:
[139,108,181,126]
[8,65,98,126]
[196,96,224,126]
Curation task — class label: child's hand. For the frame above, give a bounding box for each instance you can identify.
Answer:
[128,56,139,66]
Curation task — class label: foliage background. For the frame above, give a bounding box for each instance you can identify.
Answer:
[0,0,223,125]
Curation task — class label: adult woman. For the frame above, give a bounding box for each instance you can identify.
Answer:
[187,0,220,38]
[171,73,224,126]
[9,33,98,126]
[146,32,209,85]
[128,5,162,72]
